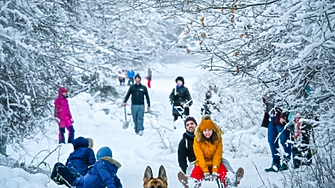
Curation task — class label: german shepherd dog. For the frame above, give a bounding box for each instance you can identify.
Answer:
[143,165,168,188]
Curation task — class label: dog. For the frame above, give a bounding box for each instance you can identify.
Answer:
[143,165,168,188]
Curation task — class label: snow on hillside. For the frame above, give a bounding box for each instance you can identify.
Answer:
[0,63,295,188]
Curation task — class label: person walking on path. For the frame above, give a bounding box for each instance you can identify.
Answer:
[145,68,152,88]
[169,76,193,123]
[54,87,75,144]
[127,70,135,85]
[123,74,150,136]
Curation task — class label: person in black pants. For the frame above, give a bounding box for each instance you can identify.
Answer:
[123,74,150,136]
[169,76,192,123]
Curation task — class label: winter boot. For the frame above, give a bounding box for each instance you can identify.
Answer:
[279,162,289,171]
[265,163,280,172]
[234,167,244,186]
[178,171,189,188]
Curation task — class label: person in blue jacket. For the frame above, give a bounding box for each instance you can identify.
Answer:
[127,70,135,85]
[51,137,96,186]
[72,146,123,188]
[66,137,96,175]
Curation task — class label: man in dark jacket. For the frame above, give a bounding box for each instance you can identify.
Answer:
[169,76,192,123]
[178,116,197,175]
[123,74,150,136]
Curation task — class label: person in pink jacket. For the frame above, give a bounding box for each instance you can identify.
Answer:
[54,87,75,144]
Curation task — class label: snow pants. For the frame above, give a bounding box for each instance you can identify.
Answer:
[131,105,144,133]
[268,117,291,164]
[147,79,151,88]
[190,164,227,182]
[59,126,75,144]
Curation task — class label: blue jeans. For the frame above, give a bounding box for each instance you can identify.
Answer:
[268,117,291,164]
[131,105,144,133]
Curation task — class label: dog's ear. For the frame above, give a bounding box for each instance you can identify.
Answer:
[143,166,153,184]
[158,165,168,185]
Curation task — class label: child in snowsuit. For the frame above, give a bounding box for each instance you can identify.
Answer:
[51,137,96,186]
[65,137,96,175]
[73,146,123,188]
[54,87,74,144]
[190,116,227,185]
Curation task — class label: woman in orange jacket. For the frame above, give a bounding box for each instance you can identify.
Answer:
[190,115,227,184]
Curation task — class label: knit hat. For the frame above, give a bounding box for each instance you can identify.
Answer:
[135,74,141,80]
[199,115,216,131]
[175,76,185,85]
[96,146,113,160]
[184,116,197,128]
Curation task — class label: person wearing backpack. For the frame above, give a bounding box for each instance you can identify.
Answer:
[169,76,193,124]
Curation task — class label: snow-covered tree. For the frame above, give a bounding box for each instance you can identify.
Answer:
[138,0,334,187]
[0,0,178,155]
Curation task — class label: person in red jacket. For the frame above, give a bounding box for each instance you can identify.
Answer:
[54,87,75,144]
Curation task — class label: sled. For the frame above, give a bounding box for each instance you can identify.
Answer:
[177,167,244,188]
[177,171,225,188]
[174,100,192,120]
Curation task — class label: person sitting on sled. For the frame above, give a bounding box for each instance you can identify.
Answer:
[190,115,243,187]
[51,146,123,188]
[73,146,123,188]
[51,137,96,186]
[178,117,198,176]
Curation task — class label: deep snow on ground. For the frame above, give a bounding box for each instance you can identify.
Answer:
[0,62,294,188]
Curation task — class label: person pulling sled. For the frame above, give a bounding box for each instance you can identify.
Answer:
[169,76,192,128]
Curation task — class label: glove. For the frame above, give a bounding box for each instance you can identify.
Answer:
[212,172,218,179]
[55,118,60,124]
[204,173,211,181]
[183,103,189,108]
[169,100,173,105]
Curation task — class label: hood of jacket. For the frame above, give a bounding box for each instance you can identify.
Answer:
[100,156,122,169]
[194,122,222,143]
[58,87,68,97]
[72,137,93,150]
